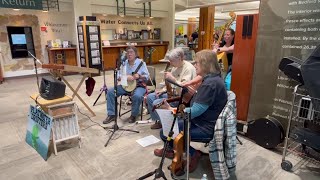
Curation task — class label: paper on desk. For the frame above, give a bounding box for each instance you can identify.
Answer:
[136,135,160,147]
[156,109,180,139]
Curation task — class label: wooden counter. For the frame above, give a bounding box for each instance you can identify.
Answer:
[102,42,168,70]
[47,47,77,66]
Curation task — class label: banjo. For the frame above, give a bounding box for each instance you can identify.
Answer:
[122,60,144,92]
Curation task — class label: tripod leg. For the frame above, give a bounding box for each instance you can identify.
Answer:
[137,170,156,180]
[93,90,104,106]
[104,129,116,147]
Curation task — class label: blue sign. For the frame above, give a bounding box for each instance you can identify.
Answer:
[25,105,53,160]
[0,0,43,10]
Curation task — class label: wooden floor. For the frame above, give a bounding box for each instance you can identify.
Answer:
[0,64,319,180]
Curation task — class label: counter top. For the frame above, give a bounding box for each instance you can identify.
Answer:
[47,47,77,50]
[103,42,169,48]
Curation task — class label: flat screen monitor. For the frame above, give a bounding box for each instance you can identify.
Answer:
[11,34,27,45]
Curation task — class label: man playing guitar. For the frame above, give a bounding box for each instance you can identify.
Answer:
[146,48,196,129]
[103,46,149,124]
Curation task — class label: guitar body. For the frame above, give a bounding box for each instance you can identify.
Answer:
[123,80,137,92]
[217,52,229,72]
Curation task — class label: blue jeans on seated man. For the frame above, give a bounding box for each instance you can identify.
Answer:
[146,92,168,121]
[159,120,213,156]
[107,85,146,117]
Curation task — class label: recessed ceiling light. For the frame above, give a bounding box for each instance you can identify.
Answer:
[13,9,20,11]
[149,16,154,19]
[103,14,107,16]
[42,10,48,13]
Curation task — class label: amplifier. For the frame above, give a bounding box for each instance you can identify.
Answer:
[40,77,66,100]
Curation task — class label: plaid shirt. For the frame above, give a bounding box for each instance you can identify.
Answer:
[209,91,237,180]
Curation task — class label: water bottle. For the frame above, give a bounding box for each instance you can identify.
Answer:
[200,174,208,180]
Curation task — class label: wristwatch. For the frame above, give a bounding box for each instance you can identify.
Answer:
[217,48,221,52]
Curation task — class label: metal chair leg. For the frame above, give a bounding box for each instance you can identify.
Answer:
[119,95,122,117]
[236,136,243,145]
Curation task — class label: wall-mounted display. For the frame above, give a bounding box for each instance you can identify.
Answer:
[7,26,35,59]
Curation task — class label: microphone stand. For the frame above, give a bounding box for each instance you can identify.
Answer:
[104,58,139,147]
[137,87,188,180]
[28,51,41,92]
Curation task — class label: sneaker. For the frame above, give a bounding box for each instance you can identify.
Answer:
[154,148,174,159]
[128,115,137,123]
[151,121,162,129]
[103,115,115,124]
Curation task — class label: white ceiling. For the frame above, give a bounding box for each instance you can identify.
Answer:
[175,0,260,24]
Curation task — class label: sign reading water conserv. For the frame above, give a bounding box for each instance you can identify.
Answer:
[0,0,42,10]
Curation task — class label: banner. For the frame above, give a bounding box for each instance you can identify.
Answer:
[0,0,43,10]
[25,105,53,160]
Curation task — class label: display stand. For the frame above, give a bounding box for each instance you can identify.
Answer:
[77,16,103,70]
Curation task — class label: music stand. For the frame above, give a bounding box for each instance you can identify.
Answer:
[104,58,139,147]
[137,87,188,180]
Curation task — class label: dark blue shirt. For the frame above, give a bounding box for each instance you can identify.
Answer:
[190,73,227,134]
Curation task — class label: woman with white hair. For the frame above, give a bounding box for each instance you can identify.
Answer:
[146,47,196,129]
[153,50,228,173]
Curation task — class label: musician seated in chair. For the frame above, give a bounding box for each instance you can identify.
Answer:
[213,28,235,72]
[153,50,228,173]
[146,48,196,129]
[103,46,149,124]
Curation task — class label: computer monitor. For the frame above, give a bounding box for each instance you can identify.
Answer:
[11,34,27,45]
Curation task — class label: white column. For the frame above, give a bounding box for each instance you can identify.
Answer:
[161,0,175,49]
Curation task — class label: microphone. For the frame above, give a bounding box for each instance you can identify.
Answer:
[28,51,43,65]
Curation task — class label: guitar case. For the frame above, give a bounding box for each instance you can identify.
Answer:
[247,116,284,149]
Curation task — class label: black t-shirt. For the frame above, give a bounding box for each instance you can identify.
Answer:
[220,40,234,66]
[190,74,228,135]
[191,32,198,41]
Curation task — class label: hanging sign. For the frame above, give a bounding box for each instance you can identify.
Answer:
[0,0,43,10]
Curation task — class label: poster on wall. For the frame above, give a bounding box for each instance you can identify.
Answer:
[25,105,53,160]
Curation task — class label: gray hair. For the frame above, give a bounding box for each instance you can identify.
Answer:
[167,48,184,61]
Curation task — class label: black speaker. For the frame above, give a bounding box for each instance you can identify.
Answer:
[40,77,66,100]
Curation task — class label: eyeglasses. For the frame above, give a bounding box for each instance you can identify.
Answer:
[194,61,199,65]
[127,50,135,54]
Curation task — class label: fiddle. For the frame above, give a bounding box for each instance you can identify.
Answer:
[170,104,186,176]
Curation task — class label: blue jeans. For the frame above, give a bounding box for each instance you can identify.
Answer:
[107,85,146,117]
[160,120,213,156]
[146,92,168,121]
